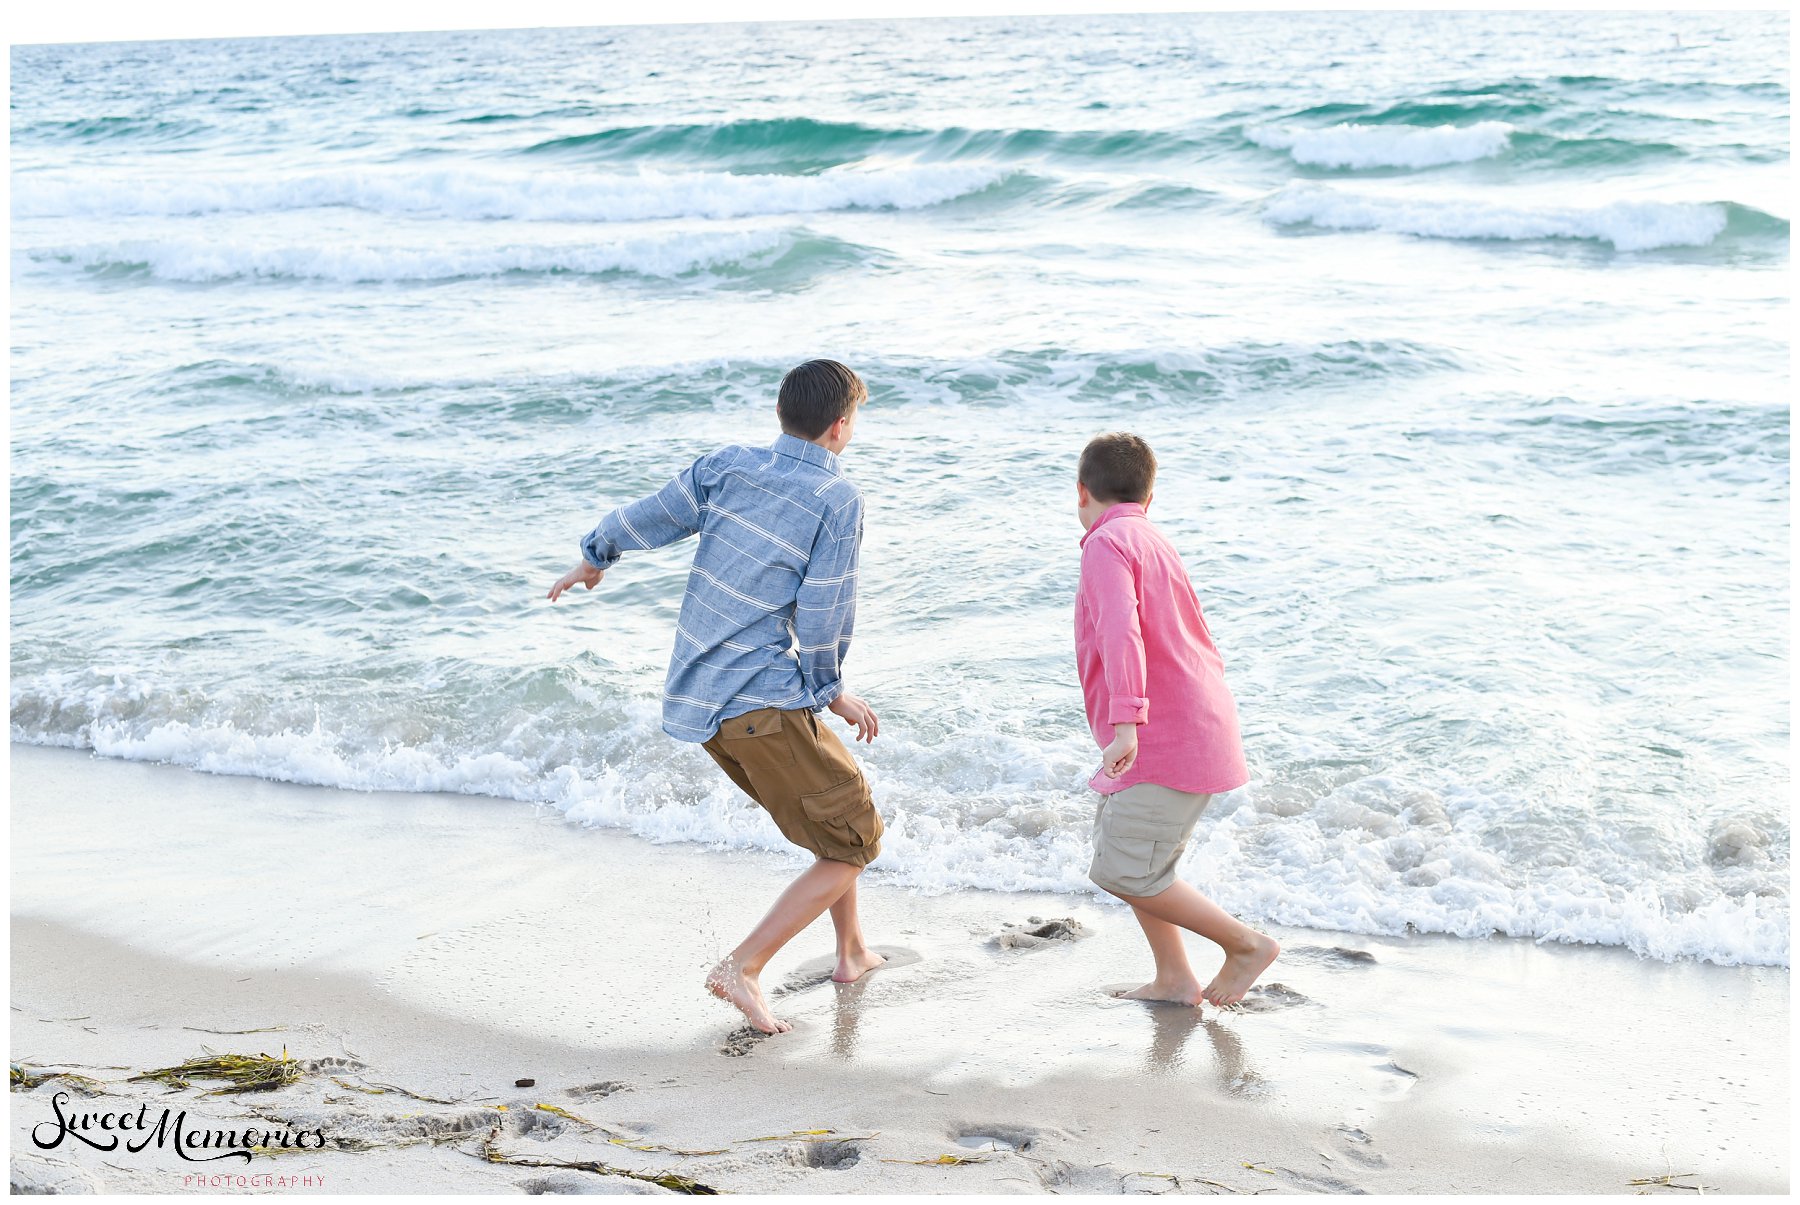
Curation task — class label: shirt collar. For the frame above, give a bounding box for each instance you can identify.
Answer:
[1078,501,1146,546]
[772,431,841,474]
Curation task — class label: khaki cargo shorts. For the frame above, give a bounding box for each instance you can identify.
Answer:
[702,705,883,868]
[1088,782,1214,898]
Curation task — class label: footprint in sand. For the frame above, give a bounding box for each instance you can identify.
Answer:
[799,1139,864,1169]
[1374,1060,1419,1097]
[300,1055,367,1074]
[718,1026,769,1057]
[565,1080,631,1100]
[1231,982,1313,1013]
[1286,944,1378,967]
[517,1172,616,1193]
[953,1123,1042,1153]
[1033,1158,1134,1193]
[773,946,923,997]
[1331,1123,1387,1168]
[261,1101,510,1149]
[990,916,1090,950]
[1344,1056,1421,1101]
[1271,1166,1369,1194]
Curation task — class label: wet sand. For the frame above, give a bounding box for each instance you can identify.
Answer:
[9,744,1789,1194]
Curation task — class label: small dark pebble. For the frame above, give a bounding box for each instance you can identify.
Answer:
[515,1078,535,1088]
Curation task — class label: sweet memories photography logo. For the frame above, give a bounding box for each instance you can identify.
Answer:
[31,1090,329,1166]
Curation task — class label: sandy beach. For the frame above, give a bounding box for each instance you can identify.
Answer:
[8,743,1789,1195]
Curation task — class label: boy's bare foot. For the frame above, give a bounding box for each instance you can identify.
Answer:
[832,947,887,983]
[1202,933,1281,1007]
[705,959,791,1034]
[1113,977,1206,1006]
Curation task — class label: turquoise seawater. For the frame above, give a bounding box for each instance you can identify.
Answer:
[9,12,1789,964]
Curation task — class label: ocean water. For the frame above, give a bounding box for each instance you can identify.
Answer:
[9,12,1789,966]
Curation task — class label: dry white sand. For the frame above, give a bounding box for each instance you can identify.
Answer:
[9,744,1789,1194]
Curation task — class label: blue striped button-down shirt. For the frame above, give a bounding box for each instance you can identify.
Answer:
[580,433,863,742]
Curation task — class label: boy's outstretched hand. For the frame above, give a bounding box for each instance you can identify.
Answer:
[828,692,879,743]
[1101,722,1139,778]
[547,562,604,601]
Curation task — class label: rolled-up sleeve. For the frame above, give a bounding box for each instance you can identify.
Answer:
[1083,537,1149,726]
[581,456,707,569]
[793,494,862,708]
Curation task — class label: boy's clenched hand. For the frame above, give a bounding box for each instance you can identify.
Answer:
[828,692,880,743]
[1101,722,1139,778]
[547,561,604,601]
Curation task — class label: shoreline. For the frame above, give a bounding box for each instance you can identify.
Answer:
[9,744,1790,1194]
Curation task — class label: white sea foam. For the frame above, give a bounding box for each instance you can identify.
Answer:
[11,163,1010,222]
[11,679,1786,969]
[1263,185,1731,250]
[1247,121,1514,168]
[30,227,804,282]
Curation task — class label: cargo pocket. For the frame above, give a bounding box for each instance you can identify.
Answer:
[1092,814,1188,896]
[800,774,881,862]
[716,708,796,769]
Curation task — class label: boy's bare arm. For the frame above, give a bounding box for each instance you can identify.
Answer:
[827,691,879,743]
[546,562,603,602]
[1101,722,1139,778]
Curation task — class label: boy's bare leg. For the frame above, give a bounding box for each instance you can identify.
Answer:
[1109,880,1280,1006]
[706,858,862,1033]
[827,880,886,983]
[1113,905,1205,1004]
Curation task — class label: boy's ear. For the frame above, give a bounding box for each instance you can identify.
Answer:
[1077,480,1091,506]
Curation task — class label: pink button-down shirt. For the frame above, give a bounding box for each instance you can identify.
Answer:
[1075,502,1249,796]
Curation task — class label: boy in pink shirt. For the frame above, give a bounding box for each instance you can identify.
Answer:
[1075,432,1279,1007]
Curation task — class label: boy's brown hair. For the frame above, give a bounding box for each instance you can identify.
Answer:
[1079,432,1157,503]
[778,359,866,439]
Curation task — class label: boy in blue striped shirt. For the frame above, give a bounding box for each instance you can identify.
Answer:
[547,360,885,1035]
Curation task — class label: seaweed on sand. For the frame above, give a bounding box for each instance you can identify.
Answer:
[739,1128,876,1143]
[11,1063,107,1095]
[1627,1171,1716,1193]
[128,1047,305,1095]
[475,1139,720,1194]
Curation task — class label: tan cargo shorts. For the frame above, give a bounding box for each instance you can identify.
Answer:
[1088,782,1214,898]
[701,705,883,868]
